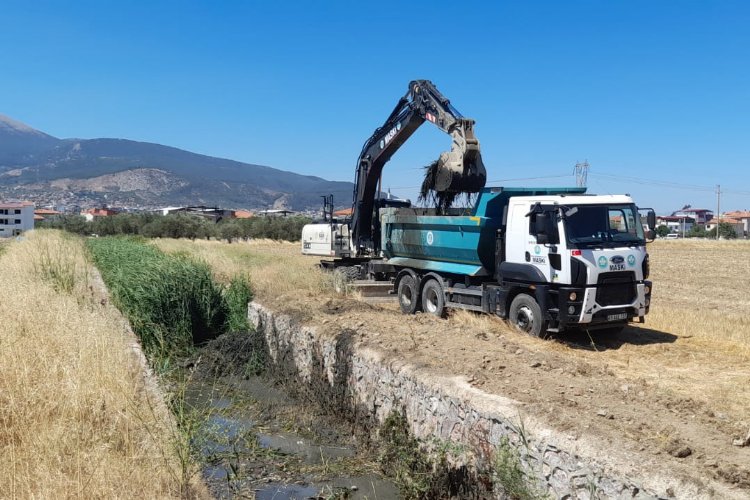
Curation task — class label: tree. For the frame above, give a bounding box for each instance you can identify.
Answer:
[656,225,671,237]
[219,220,243,243]
[687,225,708,238]
[707,222,737,239]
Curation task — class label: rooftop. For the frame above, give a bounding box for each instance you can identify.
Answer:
[0,201,34,209]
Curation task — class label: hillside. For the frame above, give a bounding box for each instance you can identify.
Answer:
[0,115,352,210]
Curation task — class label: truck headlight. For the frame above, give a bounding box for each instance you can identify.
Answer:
[569,292,577,301]
[568,305,576,314]
[644,285,651,294]
[645,298,650,307]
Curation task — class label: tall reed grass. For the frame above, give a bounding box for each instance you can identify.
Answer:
[87,237,252,369]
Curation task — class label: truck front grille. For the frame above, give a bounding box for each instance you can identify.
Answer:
[596,272,636,306]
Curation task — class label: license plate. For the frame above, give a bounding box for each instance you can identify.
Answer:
[607,313,627,321]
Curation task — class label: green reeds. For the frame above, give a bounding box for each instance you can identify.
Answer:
[87,237,252,367]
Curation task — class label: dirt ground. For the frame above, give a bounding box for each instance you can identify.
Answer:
[156,238,750,497]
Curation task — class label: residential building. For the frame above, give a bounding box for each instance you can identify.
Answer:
[671,207,713,225]
[157,206,186,216]
[34,208,62,225]
[0,201,34,237]
[233,209,254,219]
[657,215,695,235]
[155,206,234,222]
[333,208,353,217]
[256,209,295,217]
[81,207,119,222]
[724,211,750,237]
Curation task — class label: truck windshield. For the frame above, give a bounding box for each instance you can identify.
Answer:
[564,204,645,247]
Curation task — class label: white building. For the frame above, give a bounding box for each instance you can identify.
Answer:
[0,201,34,237]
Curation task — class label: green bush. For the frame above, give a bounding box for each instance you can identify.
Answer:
[656,225,671,238]
[224,275,253,332]
[708,222,738,239]
[687,225,708,238]
[219,216,310,242]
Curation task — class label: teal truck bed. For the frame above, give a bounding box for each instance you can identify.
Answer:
[380,187,586,276]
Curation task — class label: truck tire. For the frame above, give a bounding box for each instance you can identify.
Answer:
[397,274,420,314]
[421,278,445,317]
[509,293,548,338]
[333,266,359,294]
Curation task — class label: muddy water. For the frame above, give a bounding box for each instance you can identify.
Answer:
[183,373,399,499]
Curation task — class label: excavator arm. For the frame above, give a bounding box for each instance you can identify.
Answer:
[350,80,486,255]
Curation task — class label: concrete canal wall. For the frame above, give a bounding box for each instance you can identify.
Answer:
[248,301,697,499]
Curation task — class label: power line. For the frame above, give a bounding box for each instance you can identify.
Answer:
[590,172,750,196]
[589,172,715,192]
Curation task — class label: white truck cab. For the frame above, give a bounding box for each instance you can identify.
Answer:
[500,194,652,334]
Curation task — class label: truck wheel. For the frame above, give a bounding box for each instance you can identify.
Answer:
[333,266,359,294]
[509,294,548,338]
[421,279,445,317]
[397,275,420,314]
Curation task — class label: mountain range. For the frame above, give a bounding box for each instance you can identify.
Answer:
[0,114,353,210]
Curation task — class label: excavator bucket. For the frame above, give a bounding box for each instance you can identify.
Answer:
[433,120,487,193]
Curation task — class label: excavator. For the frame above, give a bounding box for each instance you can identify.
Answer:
[302,79,486,270]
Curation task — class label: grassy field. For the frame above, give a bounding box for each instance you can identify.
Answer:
[647,239,750,346]
[0,231,189,498]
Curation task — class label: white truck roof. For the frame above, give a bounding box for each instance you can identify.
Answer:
[511,194,635,205]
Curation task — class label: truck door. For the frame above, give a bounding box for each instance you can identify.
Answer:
[526,204,558,282]
[504,201,554,282]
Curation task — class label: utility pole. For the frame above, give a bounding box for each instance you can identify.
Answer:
[574,160,589,188]
[716,184,721,240]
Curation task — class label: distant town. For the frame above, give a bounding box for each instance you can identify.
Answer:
[0,201,316,238]
[1,199,748,239]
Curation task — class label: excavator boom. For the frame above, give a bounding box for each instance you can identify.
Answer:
[350,80,486,255]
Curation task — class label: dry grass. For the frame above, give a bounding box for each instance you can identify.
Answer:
[646,239,750,347]
[153,238,332,304]
[0,231,187,498]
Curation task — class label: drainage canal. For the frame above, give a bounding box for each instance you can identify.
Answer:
[179,332,400,499]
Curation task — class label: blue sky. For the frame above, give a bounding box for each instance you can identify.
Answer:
[1,0,748,213]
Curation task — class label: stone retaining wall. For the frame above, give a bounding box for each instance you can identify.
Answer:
[248,302,661,499]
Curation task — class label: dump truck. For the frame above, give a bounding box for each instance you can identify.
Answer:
[302,80,656,336]
[377,187,655,335]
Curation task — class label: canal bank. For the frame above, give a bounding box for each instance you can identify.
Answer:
[248,301,710,499]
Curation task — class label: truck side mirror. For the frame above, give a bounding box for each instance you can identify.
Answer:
[638,207,657,243]
[645,209,656,242]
